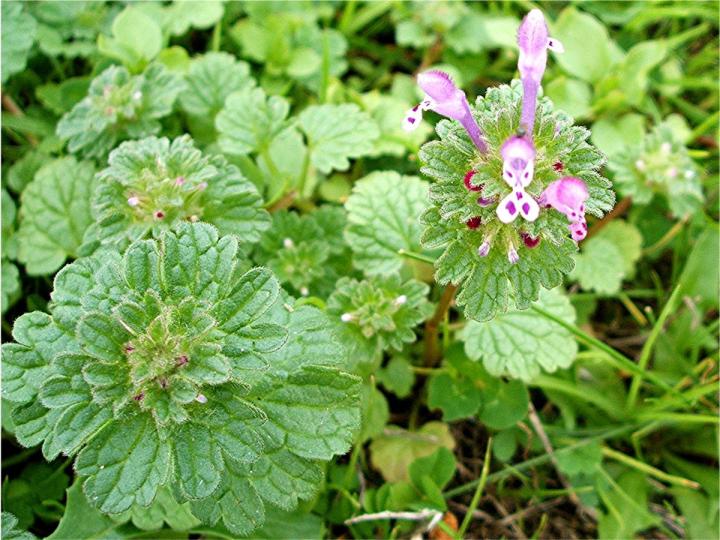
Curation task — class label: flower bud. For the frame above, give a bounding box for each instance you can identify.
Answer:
[404,70,488,153]
[517,9,564,134]
[539,177,589,242]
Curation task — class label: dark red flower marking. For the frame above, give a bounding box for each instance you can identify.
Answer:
[521,232,541,248]
[553,161,564,172]
[464,170,482,192]
[466,217,482,229]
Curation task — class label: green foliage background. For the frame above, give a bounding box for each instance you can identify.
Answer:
[1,1,718,539]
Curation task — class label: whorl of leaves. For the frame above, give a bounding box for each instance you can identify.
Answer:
[609,122,703,218]
[56,64,183,160]
[82,135,270,254]
[1,223,361,536]
[420,81,614,321]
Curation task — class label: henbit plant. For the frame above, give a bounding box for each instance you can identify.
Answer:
[2,2,716,539]
[2,223,361,536]
[56,64,183,160]
[81,135,270,255]
[404,9,615,322]
[610,121,703,218]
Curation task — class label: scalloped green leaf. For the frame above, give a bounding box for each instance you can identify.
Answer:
[216,87,290,156]
[2,261,21,315]
[16,157,96,275]
[570,237,625,294]
[299,104,379,174]
[45,481,125,540]
[345,171,431,276]
[609,122,703,218]
[2,312,75,404]
[1,512,36,540]
[190,459,264,536]
[75,414,171,514]
[462,288,578,381]
[97,6,162,72]
[57,64,183,160]
[252,366,361,460]
[179,52,255,119]
[327,275,433,356]
[252,207,351,298]
[1,3,37,84]
[84,135,270,253]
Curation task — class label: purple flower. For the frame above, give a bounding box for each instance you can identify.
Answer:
[496,136,539,223]
[517,9,564,134]
[508,246,519,264]
[403,70,488,153]
[539,177,589,241]
[478,240,491,257]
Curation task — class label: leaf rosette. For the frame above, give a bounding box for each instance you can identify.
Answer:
[328,275,433,362]
[82,135,270,254]
[56,64,183,160]
[609,122,703,218]
[420,81,614,321]
[253,207,354,298]
[1,223,361,535]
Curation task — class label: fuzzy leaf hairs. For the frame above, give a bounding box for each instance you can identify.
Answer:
[408,9,614,321]
[1,223,361,536]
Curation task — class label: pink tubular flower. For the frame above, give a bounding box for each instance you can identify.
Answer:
[517,9,564,135]
[403,70,488,153]
[539,177,589,241]
[496,136,539,223]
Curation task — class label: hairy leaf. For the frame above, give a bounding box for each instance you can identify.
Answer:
[16,157,96,275]
[345,171,431,276]
[299,104,379,174]
[462,288,578,381]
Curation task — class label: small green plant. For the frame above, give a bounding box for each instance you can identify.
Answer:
[1,1,716,539]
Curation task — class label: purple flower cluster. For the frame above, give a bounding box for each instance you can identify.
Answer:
[404,9,590,262]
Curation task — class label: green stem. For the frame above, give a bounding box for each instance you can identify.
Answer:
[641,219,687,256]
[626,282,684,410]
[210,20,222,52]
[646,381,718,413]
[602,447,699,488]
[398,249,436,265]
[296,146,312,199]
[458,438,492,538]
[665,23,711,49]
[690,110,720,140]
[444,423,639,498]
[341,1,393,36]
[637,412,719,425]
[328,483,362,509]
[530,306,678,397]
[319,29,330,104]
[530,374,624,418]
[338,0,358,35]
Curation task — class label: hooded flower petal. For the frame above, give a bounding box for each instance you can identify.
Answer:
[517,9,564,134]
[501,136,535,187]
[403,70,488,153]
